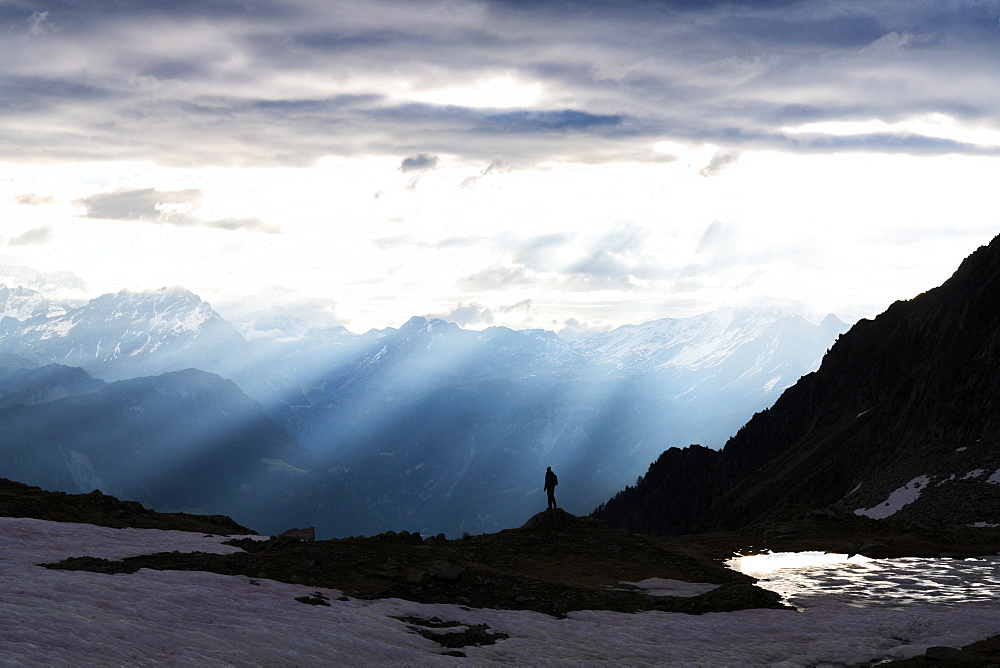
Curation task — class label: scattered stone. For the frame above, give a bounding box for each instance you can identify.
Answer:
[279,527,315,541]
[392,616,462,629]
[427,560,465,581]
[294,592,331,607]
[396,617,509,649]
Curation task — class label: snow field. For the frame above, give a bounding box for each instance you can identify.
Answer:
[3,517,1000,666]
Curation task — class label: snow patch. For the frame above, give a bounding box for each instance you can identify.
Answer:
[621,578,719,597]
[956,447,968,452]
[987,469,1000,485]
[854,475,931,520]
[962,469,987,480]
[4,518,1000,666]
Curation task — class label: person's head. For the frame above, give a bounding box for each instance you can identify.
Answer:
[546,466,551,471]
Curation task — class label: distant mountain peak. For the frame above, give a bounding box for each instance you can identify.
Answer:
[1,284,65,321]
[400,315,459,335]
[0,265,87,295]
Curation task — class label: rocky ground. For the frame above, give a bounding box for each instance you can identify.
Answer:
[40,507,785,619]
[6,478,1000,663]
[0,478,253,535]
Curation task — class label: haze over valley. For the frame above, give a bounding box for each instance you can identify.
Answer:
[0,270,847,536]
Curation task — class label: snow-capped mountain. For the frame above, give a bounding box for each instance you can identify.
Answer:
[0,265,87,298]
[0,284,66,321]
[0,286,255,384]
[577,309,845,383]
[235,309,314,341]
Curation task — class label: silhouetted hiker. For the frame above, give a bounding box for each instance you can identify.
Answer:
[544,466,558,510]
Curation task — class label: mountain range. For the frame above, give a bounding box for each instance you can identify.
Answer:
[0,275,847,536]
[595,233,1000,534]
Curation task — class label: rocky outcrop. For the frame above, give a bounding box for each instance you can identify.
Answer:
[0,478,254,534]
[596,234,1000,534]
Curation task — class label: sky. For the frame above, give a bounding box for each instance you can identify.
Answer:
[1,0,999,334]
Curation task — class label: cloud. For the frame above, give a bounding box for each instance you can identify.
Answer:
[0,0,997,168]
[558,317,614,339]
[28,11,58,36]
[427,298,533,327]
[696,219,731,253]
[374,234,486,250]
[461,225,662,292]
[211,286,344,329]
[204,218,278,233]
[399,153,439,172]
[3,226,54,246]
[562,224,663,290]
[861,31,933,55]
[8,193,55,206]
[75,188,278,233]
[460,263,535,291]
[427,301,495,327]
[460,161,517,188]
[498,299,532,314]
[700,151,740,177]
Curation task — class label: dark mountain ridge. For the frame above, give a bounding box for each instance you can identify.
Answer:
[596,233,1000,534]
[0,366,382,536]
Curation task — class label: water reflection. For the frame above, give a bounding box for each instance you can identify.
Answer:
[727,551,1000,609]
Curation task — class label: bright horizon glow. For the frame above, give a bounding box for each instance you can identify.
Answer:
[1,2,998,333]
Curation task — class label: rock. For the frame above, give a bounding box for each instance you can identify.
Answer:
[428,561,466,581]
[294,592,331,607]
[924,645,988,662]
[412,623,509,649]
[520,508,583,529]
[279,527,315,541]
[673,582,789,614]
[858,540,887,554]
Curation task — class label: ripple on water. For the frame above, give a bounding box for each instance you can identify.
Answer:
[727,552,1000,609]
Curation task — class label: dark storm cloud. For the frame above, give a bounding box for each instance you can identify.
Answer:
[1,0,999,165]
[75,188,278,233]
